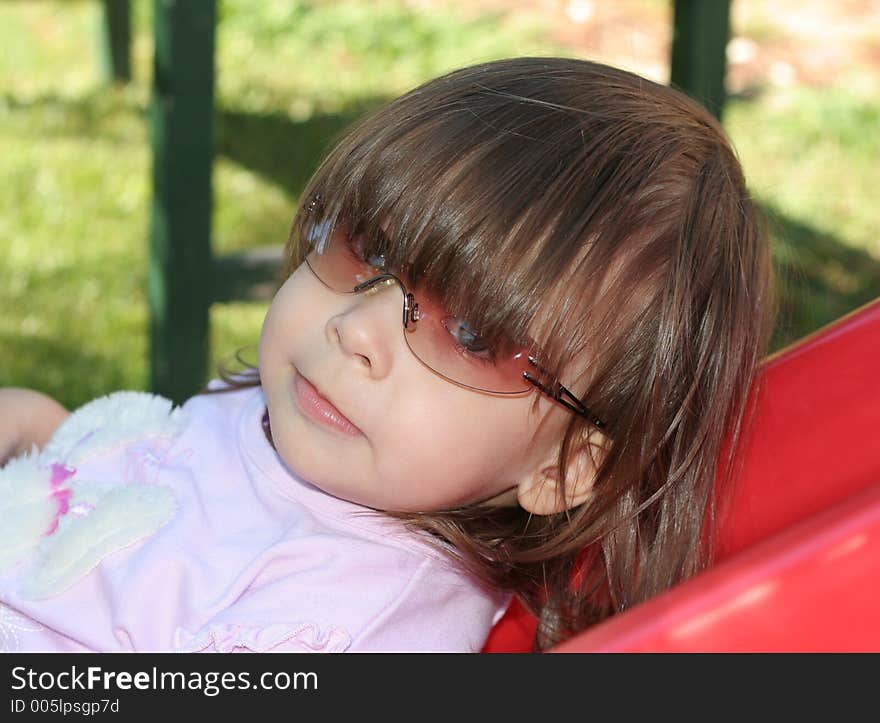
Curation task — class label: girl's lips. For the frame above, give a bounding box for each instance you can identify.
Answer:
[293,371,363,437]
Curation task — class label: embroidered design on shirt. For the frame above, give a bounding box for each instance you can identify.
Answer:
[0,601,44,652]
[174,621,352,653]
[0,392,184,599]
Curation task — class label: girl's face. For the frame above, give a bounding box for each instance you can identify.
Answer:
[257,259,570,513]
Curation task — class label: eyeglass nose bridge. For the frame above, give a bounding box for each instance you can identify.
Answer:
[352,273,420,329]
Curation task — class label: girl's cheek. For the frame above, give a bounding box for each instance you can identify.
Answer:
[263,283,326,356]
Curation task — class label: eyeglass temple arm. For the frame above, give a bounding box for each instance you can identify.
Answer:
[523,359,606,430]
[353,276,390,293]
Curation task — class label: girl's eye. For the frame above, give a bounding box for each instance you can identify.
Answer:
[444,318,495,361]
[365,251,387,269]
[347,234,387,271]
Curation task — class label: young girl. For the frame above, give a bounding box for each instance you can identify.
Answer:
[0,57,773,652]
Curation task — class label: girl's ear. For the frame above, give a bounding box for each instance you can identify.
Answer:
[517,428,609,515]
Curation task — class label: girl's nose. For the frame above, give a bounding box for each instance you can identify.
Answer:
[325,279,402,378]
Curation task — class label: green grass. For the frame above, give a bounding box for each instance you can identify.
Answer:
[1,0,879,410]
[725,79,880,348]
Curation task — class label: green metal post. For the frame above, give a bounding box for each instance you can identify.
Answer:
[670,0,732,120]
[149,0,216,404]
[99,0,132,84]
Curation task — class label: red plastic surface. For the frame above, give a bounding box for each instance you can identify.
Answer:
[483,297,880,652]
[554,480,880,652]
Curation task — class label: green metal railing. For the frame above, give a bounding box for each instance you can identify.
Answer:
[148,1,216,403]
[670,0,732,120]
[99,0,131,83]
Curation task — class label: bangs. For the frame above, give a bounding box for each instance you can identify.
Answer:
[285,59,683,394]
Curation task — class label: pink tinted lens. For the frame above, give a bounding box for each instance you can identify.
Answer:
[305,222,381,290]
[305,224,532,393]
[402,301,533,393]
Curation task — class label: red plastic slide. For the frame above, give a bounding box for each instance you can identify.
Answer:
[484,297,880,652]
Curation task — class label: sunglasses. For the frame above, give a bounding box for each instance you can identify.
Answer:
[302,212,606,429]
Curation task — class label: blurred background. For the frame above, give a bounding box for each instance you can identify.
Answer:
[1,0,879,410]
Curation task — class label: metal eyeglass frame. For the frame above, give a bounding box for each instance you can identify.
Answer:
[303,195,607,430]
[332,271,609,431]
[522,357,607,430]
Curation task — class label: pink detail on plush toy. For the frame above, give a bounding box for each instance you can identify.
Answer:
[45,464,76,536]
[49,464,75,487]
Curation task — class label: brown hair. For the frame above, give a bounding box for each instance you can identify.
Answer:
[210,57,775,650]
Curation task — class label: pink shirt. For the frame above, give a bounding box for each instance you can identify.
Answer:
[0,385,509,652]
